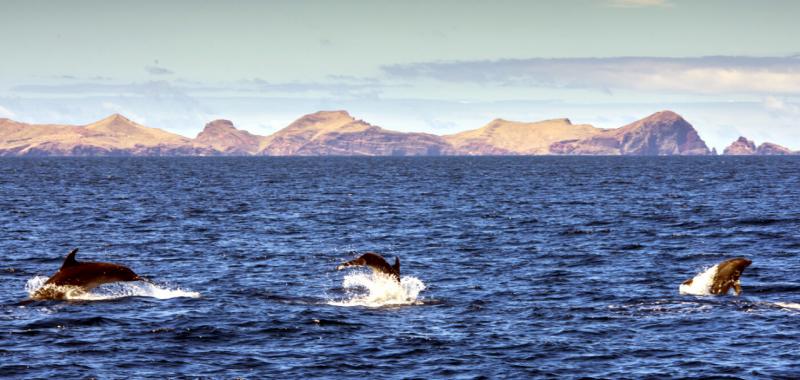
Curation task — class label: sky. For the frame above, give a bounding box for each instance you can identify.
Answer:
[1,0,799,150]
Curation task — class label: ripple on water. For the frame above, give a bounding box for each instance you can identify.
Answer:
[2,157,800,378]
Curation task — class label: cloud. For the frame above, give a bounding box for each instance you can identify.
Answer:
[235,78,386,99]
[13,80,194,97]
[10,76,388,101]
[763,96,800,116]
[605,0,672,8]
[145,65,174,75]
[0,105,15,118]
[383,56,800,95]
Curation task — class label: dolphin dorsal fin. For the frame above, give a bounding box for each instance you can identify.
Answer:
[393,257,400,274]
[61,248,79,269]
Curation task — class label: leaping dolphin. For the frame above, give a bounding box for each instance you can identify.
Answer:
[336,252,400,282]
[31,248,145,300]
[682,257,752,296]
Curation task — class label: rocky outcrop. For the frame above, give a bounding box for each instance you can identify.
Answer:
[550,111,711,155]
[756,142,794,155]
[722,137,795,155]
[258,110,454,156]
[194,119,264,155]
[444,118,603,155]
[723,136,757,155]
[0,114,215,156]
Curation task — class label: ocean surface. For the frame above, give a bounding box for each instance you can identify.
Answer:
[1,157,799,378]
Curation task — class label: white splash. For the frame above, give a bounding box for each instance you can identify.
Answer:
[773,302,800,311]
[328,272,426,307]
[679,264,719,295]
[25,276,200,301]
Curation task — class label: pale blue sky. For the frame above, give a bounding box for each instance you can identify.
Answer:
[1,0,799,149]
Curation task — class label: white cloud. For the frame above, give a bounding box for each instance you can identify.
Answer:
[145,65,174,75]
[763,96,800,116]
[0,105,15,118]
[383,56,800,96]
[764,96,794,111]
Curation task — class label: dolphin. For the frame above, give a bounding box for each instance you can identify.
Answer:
[682,257,752,296]
[336,252,400,282]
[31,248,145,300]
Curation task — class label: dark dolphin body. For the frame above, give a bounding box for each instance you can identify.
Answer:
[683,257,752,296]
[336,252,400,282]
[31,248,144,300]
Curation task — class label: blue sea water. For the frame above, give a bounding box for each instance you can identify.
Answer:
[1,156,799,378]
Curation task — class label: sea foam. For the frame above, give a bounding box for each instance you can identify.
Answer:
[328,272,426,308]
[679,264,719,296]
[25,276,200,301]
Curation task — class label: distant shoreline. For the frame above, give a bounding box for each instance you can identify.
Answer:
[2,111,796,156]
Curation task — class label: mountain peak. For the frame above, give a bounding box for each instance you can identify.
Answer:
[306,110,354,121]
[756,142,794,155]
[723,136,757,155]
[551,111,710,155]
[722,137,794,155]
[195,119,263,155]
[641,110,683,124]
[86,113,143,132]
[200,119,236,132]
[99,113,133,124]
[316,110,351,117]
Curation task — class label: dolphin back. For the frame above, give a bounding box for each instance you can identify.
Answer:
[336,252,401,282]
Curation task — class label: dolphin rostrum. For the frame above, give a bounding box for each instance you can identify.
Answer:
[336,252,400,282]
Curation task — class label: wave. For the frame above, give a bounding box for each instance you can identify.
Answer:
[25,276,200,301]
[328,272,426,308]
[679,264,718,296]
[771,302,800,311]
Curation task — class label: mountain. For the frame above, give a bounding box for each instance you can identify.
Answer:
[443,118,603,155]
[723,136,756,155]
[550,111,711,155]
[194,119,265,155]
[258,110,453,156]
[0,114,212,156]
[723,137,794,155]
[3,110,793,157]
[756,142,794,155]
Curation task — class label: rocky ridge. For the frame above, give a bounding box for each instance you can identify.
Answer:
[194,119,265,155]
[443,118,602,155]
[723,136,795,155]
[1,110,786,157]
[258,110,454,156]
[549,111,710,155]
